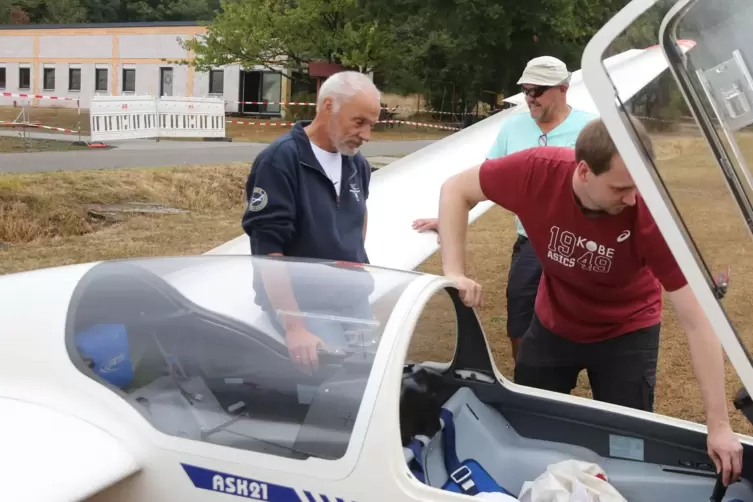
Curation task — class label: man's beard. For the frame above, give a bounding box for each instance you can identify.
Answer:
[336,140,359,156]
[328,118,359,155]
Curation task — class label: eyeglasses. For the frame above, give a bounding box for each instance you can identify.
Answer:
[521,85,552,99]
[539,133,547,146]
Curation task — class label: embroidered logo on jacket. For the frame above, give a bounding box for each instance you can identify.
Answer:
[349,182,361,202]
[248,187,268,212]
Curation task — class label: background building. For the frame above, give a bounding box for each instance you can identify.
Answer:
[0,21,295,117]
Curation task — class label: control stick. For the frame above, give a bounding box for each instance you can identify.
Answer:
[710,471,726,502]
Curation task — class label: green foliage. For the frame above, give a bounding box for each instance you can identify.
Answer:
[5,0,222,25]
[176,0,404,82]
[45,0,88,23]
[358,0,636,111]
[11,0,87,24]
[125,0,219,22]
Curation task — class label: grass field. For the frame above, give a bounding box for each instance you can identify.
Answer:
[3,126,753,437]
[0,135,95,153]
[0,162,250,272]
[0,106,456,144]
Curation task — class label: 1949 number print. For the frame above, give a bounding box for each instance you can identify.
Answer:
[547,225,614,273]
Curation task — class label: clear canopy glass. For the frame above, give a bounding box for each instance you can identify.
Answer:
[64,255,419,461]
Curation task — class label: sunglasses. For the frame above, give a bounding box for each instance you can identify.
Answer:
[521,85,552,99]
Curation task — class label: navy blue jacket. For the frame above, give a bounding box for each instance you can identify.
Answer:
[242,120,371,264]
[242,121,374,315]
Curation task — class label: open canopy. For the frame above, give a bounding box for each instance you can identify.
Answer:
[582,0,753,404]
[63,255,420,462]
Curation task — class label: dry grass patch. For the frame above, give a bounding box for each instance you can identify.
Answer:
[0,212,245,275]
[0,162,250,274]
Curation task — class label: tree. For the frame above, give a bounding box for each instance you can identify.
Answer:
[10,7,30,24]
[125,0,220,22]
[360,0,633,114]
[176,0,405,82]
[13,0,88,24]
[45,0,88,24]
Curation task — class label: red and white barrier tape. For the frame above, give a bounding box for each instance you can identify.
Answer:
[227,119,460,131]
[229,101,316,106]
[0,93,457,116]
[0,120,80,133]
[379,120,460,131]
[227,120,297,127]
[0,117,454,137]
[0,92,80,102]
[227,100,400,111]
[416,110,461,116]
[27,123,80,133]
[227,101,463,115]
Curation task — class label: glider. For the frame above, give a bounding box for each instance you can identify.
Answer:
[3,0,753,501]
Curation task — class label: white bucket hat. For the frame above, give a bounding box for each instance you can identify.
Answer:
[517,56,571,86]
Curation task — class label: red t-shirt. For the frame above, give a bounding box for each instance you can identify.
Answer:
[478,146,688,343]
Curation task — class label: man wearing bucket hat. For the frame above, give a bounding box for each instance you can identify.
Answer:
[412,56,595,360]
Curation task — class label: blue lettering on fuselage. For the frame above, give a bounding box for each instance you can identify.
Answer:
[182,463,296,500]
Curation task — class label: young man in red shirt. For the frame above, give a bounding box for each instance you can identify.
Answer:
[436,116,743,486]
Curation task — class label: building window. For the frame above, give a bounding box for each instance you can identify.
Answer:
[69,68,81,91]
[0,68,6,89]
[95,68,108,92]
[19,67,30,90]
[209,69,224,94]
[261,72,282,114]
[122,68,135,93]
[43,68,55,91]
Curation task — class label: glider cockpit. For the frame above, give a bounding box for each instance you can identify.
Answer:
[396,284,753,501]
[65,256,416,462]
[63,254,753,501]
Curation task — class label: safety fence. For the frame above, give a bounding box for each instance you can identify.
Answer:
[88,95,460,142]
[0,91,714,147]
[0,91,86,141]
[0,93,467,144]
[0,94,456,116]
[89,95,227,142]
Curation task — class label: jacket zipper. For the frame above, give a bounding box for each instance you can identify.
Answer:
[301,159,356,209]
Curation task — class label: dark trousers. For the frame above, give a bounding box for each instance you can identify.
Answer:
[514,315,660,412]
[506,234,542,339]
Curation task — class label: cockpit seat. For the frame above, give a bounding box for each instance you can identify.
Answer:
[407,387,604,498]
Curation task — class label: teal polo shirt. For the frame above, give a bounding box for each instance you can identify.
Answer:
[486,107,597,238]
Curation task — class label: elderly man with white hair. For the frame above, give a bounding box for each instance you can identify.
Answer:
[242,70,381,373]
[412,56,595,361]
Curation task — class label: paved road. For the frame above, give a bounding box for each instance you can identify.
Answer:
[0,131,436,173]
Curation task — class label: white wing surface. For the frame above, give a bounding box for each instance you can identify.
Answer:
[0,399,141,502]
